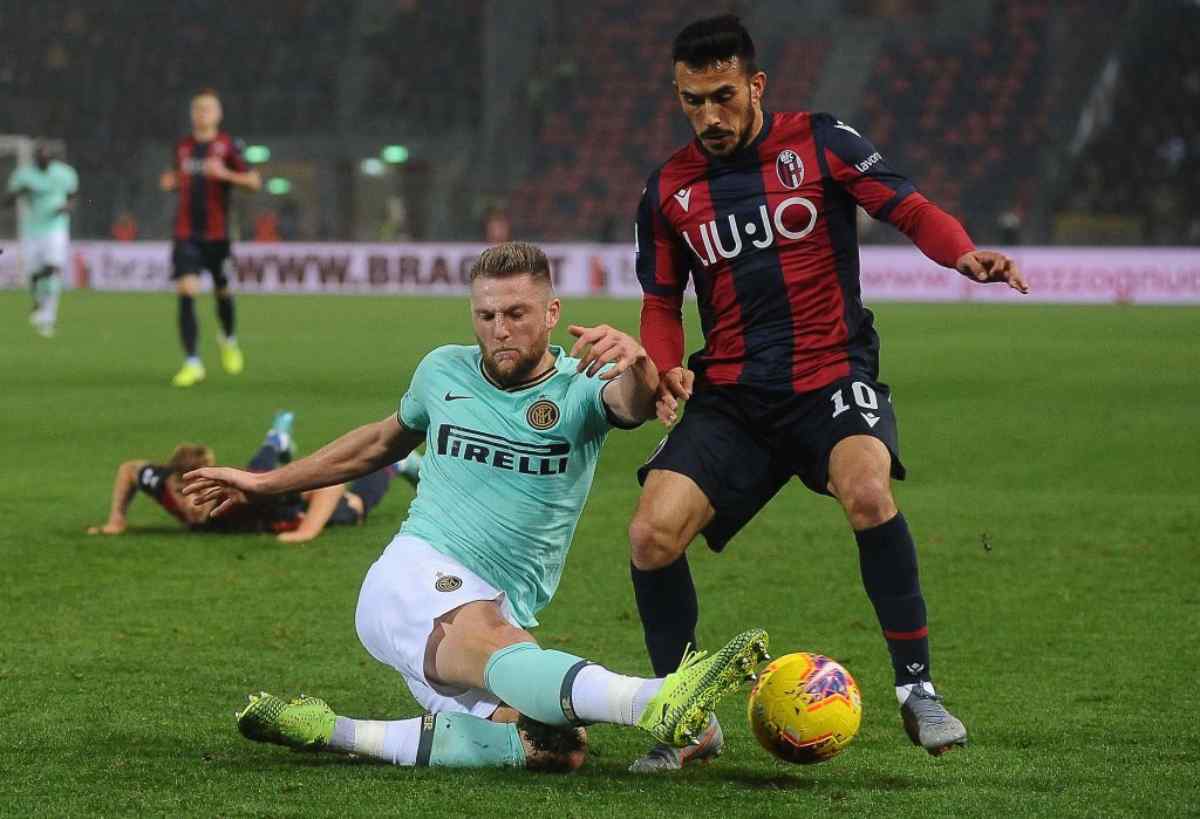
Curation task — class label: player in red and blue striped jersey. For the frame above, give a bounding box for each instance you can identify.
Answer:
[627,15,1029,771]
[160,88,261,387]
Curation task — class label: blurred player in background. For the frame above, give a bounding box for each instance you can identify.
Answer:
[182,242,767,773]
[627,15,1030,770]
[87,412,421,543]
[160,88,261,387]
[4,142,78,337]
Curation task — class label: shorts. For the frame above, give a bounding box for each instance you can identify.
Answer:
[328,469,392,526]
[22,231,69,272]
[637,372,906,551]
[172,239,233,288]
[354,534,520,718]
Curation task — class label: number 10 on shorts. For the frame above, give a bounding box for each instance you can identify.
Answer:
[830,381,879,418]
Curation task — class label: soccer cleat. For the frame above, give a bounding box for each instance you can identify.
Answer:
[236,691,335,750]
[629,713,723,773]
[266,410,296,461]
[171,361,206,387]
[636,628,768,748]
[219,337,244,375]
[900,682,967,755]
[393,451,422,487]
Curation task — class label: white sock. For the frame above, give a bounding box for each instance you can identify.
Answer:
[328,716,423,765]
[570,664,663,726]
[896,681,936,705]
[185,356,202,367]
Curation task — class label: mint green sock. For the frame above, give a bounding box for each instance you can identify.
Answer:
[417,713,526,768]
[483,642,590,727]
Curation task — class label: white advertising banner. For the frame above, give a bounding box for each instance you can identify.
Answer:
[1,241,1197,304]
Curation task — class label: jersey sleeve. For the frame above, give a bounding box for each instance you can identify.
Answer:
[397,350,437,431]
[63,164,79,194]
[815,114,916,219]
[136,464,171,500]
[635,173,689,372]
[816,114,975,268]
[6,167,26,194]
[227,138,249,173]
[570,366,639,442]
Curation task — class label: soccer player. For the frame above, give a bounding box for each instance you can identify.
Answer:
[160,88,261,387]
[182,242,768,772]
[626,16,1030,770]
[4,142,78,337]
[87,412,422,543]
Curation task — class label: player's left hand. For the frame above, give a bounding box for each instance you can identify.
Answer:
[568,324,648,380]
[202,156,231,181]
[277,530,315,545]
[956,250,1029,294]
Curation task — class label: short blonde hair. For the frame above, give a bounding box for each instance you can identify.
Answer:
[167,443,215,474]
[470,241,552,286]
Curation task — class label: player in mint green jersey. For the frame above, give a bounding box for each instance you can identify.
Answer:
[183,242,768,772]
[4,142,78,337]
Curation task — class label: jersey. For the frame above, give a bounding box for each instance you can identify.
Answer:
[6,160,78,238]
[397,344,632,627]
[172,132,248,241]
[636,111,972,394]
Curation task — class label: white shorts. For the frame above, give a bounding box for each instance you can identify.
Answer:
[21,231,69,272]
[355,534,521,719]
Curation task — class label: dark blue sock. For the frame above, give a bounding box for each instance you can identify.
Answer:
[856,513,931,685]
[178,294,198,357]
[631,555,698,677]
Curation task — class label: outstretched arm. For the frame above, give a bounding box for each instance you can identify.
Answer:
[569,324,659,426]
[183,415,422,517]
[88,459,148,535]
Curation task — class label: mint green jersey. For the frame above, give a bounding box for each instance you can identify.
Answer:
[6,161,78,238]
[397,344,631,627]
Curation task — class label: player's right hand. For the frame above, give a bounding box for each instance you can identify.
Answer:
[87,519,126,535]
[181,467,261,517]
[656,367,694,427]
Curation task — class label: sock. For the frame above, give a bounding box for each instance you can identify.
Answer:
[216,295,236,339]
[483,643,594,727]
[631,555,699,676]
[896,680,936,705]
[856,513,931,686]
[30,269,49,311]
[178,294,198,358]
[329,713,525,768]
[42,271,61,325]
[569,663,662,725]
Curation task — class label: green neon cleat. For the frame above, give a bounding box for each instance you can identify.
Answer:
[236,692,335,750]
[636,628,769,748]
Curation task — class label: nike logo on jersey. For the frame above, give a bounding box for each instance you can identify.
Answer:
[444,392,472,401]
[860,412,880,428]
[673,187,692,212]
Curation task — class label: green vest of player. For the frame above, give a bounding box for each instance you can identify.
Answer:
[398,344,628,627]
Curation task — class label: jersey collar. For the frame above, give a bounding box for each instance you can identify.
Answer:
[478,345,562,393]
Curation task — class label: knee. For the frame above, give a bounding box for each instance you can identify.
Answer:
[629,515,686,571]
[838,477,897,530]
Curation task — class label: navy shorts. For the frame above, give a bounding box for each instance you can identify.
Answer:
[172,239,233,288]
[328,469,393,526]
[637,372,905,551]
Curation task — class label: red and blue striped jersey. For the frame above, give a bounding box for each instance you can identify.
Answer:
[173,132,248,242]
[636,111,974,394]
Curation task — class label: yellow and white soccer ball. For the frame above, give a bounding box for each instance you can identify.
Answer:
[747,652,863,764]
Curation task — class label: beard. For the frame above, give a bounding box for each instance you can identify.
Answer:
[479,337,549,387]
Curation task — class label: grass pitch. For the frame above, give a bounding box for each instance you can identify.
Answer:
[1,291,1197,817]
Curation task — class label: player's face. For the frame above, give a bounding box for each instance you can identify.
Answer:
[674,58,766,157]
[471,274,561,386]
[190,94,223,134]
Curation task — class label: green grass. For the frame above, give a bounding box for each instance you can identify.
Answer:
[1,291,1198,817]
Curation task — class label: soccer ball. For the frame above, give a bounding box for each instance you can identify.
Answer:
[747,652,862,764]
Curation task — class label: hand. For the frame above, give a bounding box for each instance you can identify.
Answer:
[87,519,126,535]
[202,156,230,181]
[568,324,647,380]
[181,467,263,517]
[656,367,694,426]
[159,170,177,192]
[956,250,1029,294]
[277,530,316,545]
